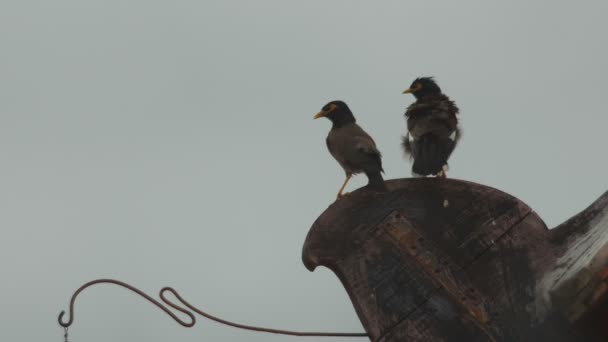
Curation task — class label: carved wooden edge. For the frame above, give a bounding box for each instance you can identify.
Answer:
[549,191,608,243]
[302,179,538,340]
[302,178,521,271]
[544,191,608,323]
[302,180,608,340]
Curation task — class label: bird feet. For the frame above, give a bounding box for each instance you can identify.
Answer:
[437,170,447,178]
[437,164,449,178]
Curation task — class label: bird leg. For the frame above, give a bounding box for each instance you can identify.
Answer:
[336,174,353,199]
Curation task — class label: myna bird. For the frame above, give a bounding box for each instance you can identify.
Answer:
[402,77,460,177]
[314,100,384,199]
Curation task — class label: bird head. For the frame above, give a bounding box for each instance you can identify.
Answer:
[402,77,442,99]
[314,100,356,127]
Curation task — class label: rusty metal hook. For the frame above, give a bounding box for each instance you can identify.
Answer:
[58,278,367,337]
[57,279,195,328]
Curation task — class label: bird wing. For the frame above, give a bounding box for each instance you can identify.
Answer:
[354,135,383,171]
[406,97,458,139]
[327,123,383,173]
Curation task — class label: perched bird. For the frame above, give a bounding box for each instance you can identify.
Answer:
[402,77,460,177]
[314,101,384,199]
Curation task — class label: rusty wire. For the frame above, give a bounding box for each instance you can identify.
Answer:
[57,278,368,338]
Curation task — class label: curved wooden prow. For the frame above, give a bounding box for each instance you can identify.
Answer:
[302,178,608,342]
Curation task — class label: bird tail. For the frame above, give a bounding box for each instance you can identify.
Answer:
[412,134,456,176]
[365,171,384,187]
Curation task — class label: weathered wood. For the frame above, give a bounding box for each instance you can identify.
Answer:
[548,189,608,340]
[302,178,608,341]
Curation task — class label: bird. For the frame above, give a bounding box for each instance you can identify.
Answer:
[314,100,384,199]
[401,77,460,177]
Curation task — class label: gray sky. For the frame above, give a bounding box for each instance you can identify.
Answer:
[1,1,607,341]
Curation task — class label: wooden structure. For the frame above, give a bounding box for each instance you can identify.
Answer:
[302,179,608,341]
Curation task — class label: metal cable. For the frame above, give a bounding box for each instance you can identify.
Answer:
[58,278,368,338]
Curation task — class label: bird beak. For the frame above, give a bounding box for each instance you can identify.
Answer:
[403,84,421,94]
[314,103,336,119]
[313,110,327,119]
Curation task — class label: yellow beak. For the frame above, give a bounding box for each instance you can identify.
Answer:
[313,111,327,119]
[402,88,413,94]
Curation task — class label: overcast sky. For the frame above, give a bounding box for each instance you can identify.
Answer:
[1,1,607,341]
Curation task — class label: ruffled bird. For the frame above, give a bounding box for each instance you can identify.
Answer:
[402,77,460,177]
